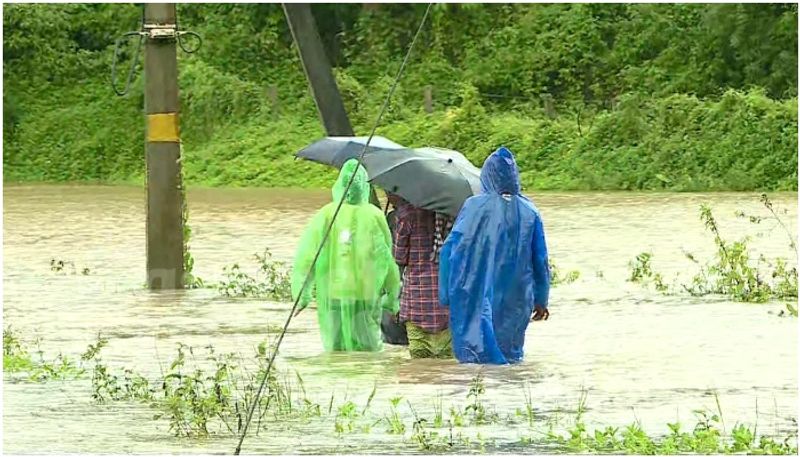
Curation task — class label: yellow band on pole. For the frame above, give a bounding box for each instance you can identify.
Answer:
[147,113,180,142]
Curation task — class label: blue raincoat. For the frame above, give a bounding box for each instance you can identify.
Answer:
[438,146,550,364]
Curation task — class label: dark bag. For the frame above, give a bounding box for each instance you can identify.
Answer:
[381,310,408,345]
[382,208,408,345]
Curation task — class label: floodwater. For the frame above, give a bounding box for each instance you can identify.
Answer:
[3,184,798,454]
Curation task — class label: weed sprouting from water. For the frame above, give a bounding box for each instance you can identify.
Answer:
[684,204,797,303]
[465,373,499,426]
[781,303,798,317]
[334,400,358,434]
[362,382,377,415]
[628,252,669,292]
[3,326,86,381]
[50,259,90,276]
[550,260,580,286]
[627,196,797,307]
[217,248,292,300]
[3,326,33,372]
[71,334,797,454]
[465,373,487,425]
[543,403,797,455]
[432,393,444,428]
[408,400,454,452]
[517,382,536,428]
[385,396,406,434]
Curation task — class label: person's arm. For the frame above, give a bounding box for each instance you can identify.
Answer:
[392,210,411,267]
[531,214,551,319]
[291,209,326,314]
[438,232,458,308]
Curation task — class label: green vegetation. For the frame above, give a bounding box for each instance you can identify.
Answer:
[628,252,669,293]
[550,260,581,286]
[5,328,797,453]
[81,338,796,453]
[3,326,86,381]
[3,4,797,190]
[216,248,292,300]
[548,412,798,454]
[627,194,798,307]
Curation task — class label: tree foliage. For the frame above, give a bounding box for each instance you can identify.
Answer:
[3,3,797,190]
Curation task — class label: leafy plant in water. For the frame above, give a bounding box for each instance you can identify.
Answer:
[4,326,86,381]
[781,303,798,317]
[85,333,127,402]
[432,393,444,428]
[517,382,536,428]
[217,248,292,301]
[684,204,787,303]
[628,252,669,292]
[88,338,312,437]
[50,259,91,276]
[3,326,34,372]
[385,396,406,434]
[546,400,798,455]
[550,259,580,286]
[408,400,453,452]
[334,400,359,434]
[28,350,84,382]
[628,197,797,306]
[465,373,498,425]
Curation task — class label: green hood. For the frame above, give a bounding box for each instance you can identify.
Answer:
[333,159,370,205]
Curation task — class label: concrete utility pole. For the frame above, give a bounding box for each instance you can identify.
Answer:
[283,3,381,207]
[283,3,354,137]
[144,3,184,289]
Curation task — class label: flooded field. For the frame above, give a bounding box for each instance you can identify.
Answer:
[3,185,797,453]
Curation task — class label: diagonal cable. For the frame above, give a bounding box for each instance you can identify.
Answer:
[233,3,433,454]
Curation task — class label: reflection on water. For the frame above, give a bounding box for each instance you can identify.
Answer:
[3,184,798,453]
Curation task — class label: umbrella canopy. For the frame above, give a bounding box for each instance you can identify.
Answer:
[296,137,481,217]
[295,136,406,169]
[361,147,481,217]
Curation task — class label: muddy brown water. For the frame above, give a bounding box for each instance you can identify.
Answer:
[3,185,797,453]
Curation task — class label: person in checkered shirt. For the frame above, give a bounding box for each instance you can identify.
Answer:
[390,193,454,358]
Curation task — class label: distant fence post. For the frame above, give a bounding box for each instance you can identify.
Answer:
[268,85,279,119]
[423,85,433,114]
[542,93,557,119]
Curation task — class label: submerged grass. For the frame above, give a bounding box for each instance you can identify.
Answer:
[3,326,86,381]
[3,328,797,454]
[72,336,799,454]
[215,248,292,301]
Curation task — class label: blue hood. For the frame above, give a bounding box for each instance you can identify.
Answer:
[480,146,521,195]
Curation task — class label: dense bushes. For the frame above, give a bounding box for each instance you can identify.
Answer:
[3,3,797,190]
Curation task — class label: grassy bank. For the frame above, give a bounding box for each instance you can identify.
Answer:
[4,73,797,192]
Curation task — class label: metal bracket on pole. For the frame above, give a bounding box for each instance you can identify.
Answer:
[144,23,177,40]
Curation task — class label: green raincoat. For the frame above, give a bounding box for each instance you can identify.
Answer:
[292,159,401,352]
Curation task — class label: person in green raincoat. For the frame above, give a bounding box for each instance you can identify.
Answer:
[291,159,401,352]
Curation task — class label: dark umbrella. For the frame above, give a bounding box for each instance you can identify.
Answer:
[295,136,406,169]
[361,147,481,217]
[297,138,481,217]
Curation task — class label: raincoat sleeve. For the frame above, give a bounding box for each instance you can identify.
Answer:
[438,233,456,307]
[378,213,401,314]
[392,211,411,267]
[291,208,328,309]
[532,215,550,309]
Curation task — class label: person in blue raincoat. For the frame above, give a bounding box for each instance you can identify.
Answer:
[438,146,551,364]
